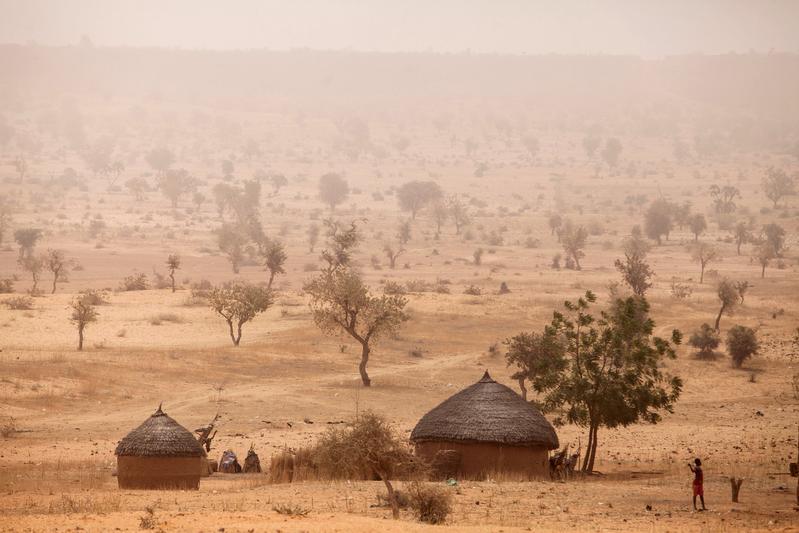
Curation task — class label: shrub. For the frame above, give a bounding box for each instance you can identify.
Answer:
[3,296,33,310]
[463,285,482,296]
[119,272,149,291]
[79,289,110,305]
[0,278,13,294]
[407,482,453,525]
[272,503,310,517]
[688,323,720,358]
[727,325,758,368]
[670,278,692,299]
[149,312,184,325]
[383,281,407,295]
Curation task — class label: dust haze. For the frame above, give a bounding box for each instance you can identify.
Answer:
[0,2,798,532]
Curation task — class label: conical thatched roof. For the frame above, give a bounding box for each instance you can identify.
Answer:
[115,405,204,457]
[410,371,559,449]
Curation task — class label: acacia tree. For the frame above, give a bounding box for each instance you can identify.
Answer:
[762,167,795,208]
[304,268,408,387]
[14,228,42,260]
[158,169,196,208]
[509,292,682,473]
[318,173,349,210]
[217,224,247,273]
[320,218,362,270]
[644,199,672,245]
[688,214,707,241]
[762,223,786,258]
[688,323,720,358]
[166,253,181,293]
[19,254,44,294]
[207,282,274,346]
[70,296,98,351]
[601,138,623,168]
[45,249,72,293]
[710,184,740,214]
[383,243,404,269]
[145,146,175,176]
[614,233,653,296]
[559,221,588,270]
[754,243,774,278]
[732,221,751,255]
[396,180,442,220]
[714,279,739,331]
[691,242,719,284]
[448,196,470,235]
[259,239,287,289]
[431,200,449,235]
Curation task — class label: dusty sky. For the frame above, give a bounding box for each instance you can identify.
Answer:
[0,0,797,56]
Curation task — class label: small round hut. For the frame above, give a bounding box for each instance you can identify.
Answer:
[410,371,558,479]
[115,405,205,490]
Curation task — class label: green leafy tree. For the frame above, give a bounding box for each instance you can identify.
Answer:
[304,268,408,387]
[714,279,738,331]
[504,331,565,401]
[260,239,287,289]
[762,167,795,208]
[726,325,758,368]
[508,292,682,472]
[614,233,653,296]
[207,282,274,346]
[688,323,720,358]
[70,296,98,351]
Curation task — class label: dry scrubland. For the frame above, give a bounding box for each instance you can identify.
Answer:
[0,48,798,531]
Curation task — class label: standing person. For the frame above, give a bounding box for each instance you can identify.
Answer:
[689,458,706,511]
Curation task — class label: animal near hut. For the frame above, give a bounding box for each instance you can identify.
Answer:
[410,371,559,479]
[115,405,205,490]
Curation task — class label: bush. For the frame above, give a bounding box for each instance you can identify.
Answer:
[119,272,149,291]
[383,281,407,295]
[727,325,758,368]
[3,296,33,310]
[0,278,13,294]
[407,482,453,525]
[79,289,110,305]
[463,285,482,296]
[688,323,720,358]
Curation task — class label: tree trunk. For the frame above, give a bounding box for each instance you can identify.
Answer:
[52,275,57,294]
[518,377,527,401]
[267,271,275,289]
[227,320,240,346]
[382,477,399,519]
[700,264,705,284]
[586,425,599,472]
[736,241,741,255]
[582,423,597,472]
[359,342,371,387]
[170,272,176,292]
[761,263,766,279]
[729,477,743,502]
[77,326,84,351]
[714,303,726,331]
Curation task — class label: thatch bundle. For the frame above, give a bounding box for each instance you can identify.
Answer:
[410,371,558,448]
[218,450,242,473]
[243,446,262,473]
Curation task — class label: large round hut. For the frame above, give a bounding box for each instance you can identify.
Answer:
[410,371,558,479]
[115,405,205,490]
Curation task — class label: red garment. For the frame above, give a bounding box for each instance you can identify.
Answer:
[692,466,704,496]
[692,481,704,496]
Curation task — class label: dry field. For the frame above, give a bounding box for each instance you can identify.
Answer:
[0,50,798,532]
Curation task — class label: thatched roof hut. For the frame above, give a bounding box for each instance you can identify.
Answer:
[410,371,558,479]
[115,405,204,490]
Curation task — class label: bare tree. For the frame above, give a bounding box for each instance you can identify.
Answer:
[304,268,408,386]
[207,282,274,346]
[691,242,719,284]
[166,254,181,293]
[70,296,98,351]
[45,249,72,294]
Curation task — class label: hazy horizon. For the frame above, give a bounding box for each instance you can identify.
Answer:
[1,0,799,57]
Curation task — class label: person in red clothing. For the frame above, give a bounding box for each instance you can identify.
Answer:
[689,458,706,511]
